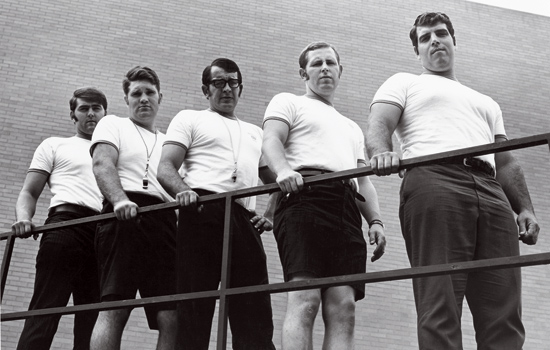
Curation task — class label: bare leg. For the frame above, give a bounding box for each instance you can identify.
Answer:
[321,286,356,350]
[282,275,321,350]
[90,308,131,350]
[155,309,177,350]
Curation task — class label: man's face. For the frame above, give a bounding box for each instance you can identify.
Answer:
[415,23,456,73]
[124,80,162,123]
[301,47,342,96]
[203,66,242,117]
[71,98,106,137]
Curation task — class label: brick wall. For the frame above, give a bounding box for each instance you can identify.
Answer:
[1,0,549,348]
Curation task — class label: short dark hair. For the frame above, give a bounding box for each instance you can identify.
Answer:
[122,66,161,95]
[69,87,108,113]
[298,41,341,69]
[409,12,456,54]
[202,58,242,86]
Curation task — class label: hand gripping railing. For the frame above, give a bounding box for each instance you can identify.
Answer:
[2,133,550,350]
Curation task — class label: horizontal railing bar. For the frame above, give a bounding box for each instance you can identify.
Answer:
[3,252,549,322]
[2,133,549,240]
[399,133,550,169]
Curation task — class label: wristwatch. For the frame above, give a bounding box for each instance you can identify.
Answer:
[368,219,385,228]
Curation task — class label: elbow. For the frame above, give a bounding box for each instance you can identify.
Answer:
[91,154,105,171]
[92,159,103,177]
[261,137,281,158]
[261,141,272,156]
[91,158,112,182]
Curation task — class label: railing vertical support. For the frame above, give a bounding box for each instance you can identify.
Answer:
[1,233,15,300]
[216,196,233,350]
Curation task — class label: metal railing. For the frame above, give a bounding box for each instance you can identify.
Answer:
[2,133,550,350]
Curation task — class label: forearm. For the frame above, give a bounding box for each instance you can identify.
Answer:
[365,103,402,158]
[157,162,192,198]
[365,119,393,158]
[93,164,129,206]
[262,138,293,176]
[496,159,535,215]
[356,174,386,261]
[263,192,280,221]
[15,191,38,221]
[258,166,279,221]
[356,177,383,222]
[14,171,48,223]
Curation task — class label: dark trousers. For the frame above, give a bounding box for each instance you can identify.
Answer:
[400,164,524,350]
[95,192,177,330]
[176,190,275,350]
[17,212,99,350]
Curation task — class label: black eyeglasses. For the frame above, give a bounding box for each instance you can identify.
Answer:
[209,79,240,89]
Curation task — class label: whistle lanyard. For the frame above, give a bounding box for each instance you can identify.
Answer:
[218,115,242,182]
[133,122,158,189]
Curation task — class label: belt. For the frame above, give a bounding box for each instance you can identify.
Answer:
[298,168,333,177]
[49,203,99,217]
[449,157,496,177]
[297,168,365,202]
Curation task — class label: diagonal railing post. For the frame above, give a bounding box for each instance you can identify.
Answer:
[216,195,233,350]
[1,233,15,300]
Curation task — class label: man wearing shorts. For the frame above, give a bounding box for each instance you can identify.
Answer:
[90,66,177,350]
[262,41,387,349]
[12,87,106,350]
[366,12,539,349]
[158,58,276,350]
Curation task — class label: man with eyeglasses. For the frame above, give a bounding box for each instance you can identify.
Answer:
[158,58,276,350]
[366,12,539,350]
[262,41,386,349]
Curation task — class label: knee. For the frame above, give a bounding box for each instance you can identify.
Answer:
[323,296,356,324]
[288,291,321,324]
[99,309,131,325]
[91,309,131,341]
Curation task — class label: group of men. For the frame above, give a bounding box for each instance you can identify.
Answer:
[12,12,540,350]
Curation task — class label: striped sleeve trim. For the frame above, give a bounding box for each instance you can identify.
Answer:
[90,141,118,157]
[27,168,50,176]
[162,140,188,152]
[370,100,404,112]
[262,116,290,129]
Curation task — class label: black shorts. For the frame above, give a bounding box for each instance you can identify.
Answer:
[274,181,367,300]
[95,192,177,329]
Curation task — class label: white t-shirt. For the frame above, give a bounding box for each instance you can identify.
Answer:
[370,73,505,168]
[29,136,103,212]
[263,93,366,175]
[164,109,264,210]
[91,115,173,202]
